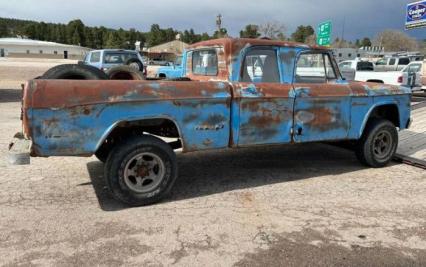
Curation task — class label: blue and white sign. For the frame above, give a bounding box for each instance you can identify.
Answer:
[406,1,426,29]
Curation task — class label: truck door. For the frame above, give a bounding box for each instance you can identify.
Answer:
[235,47,295,146]
[387,58,397,71]
[292,51,351,142]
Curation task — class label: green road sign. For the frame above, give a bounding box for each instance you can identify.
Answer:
[317,21,332,46]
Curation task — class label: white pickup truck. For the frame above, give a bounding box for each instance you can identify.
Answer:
[339,60,422,91]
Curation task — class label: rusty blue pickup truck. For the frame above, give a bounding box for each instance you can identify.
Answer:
[9,38,412,206]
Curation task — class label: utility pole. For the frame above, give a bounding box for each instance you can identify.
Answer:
[341,16,346,48]
[216,14,222,37]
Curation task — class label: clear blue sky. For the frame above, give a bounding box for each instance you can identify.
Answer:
[0,0,424,40]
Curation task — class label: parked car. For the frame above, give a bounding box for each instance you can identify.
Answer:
[402,61,426,92]
[374,56,411,72]
[83,49,145,73]
[9,38,412,206]
[156,55,184,79]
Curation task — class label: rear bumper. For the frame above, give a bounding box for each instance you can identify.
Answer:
[8,132,31,165]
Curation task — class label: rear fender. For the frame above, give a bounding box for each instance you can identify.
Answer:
[95,115,184,151]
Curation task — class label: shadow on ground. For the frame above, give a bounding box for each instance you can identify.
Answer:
[0,89,22,103]
[86,143,375,211]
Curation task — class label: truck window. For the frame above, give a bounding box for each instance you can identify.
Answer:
[104,52,137,64]
[295,53,332,83]
[192,50,218,76]
[241,49,280,83]
[376,59,386,66]
[398,58,410,65]
[388,58,396,65]
[357,61,374,71]
[339,62,352,69]
[90,52,101,63]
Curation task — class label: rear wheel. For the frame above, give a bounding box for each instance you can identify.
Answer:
[125,58,143,71]
[104,135,177,206]
[106,65,145,80]
[355,119,398,167]
[41,64,108,80]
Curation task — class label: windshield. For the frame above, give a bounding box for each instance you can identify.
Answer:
[104,52,138,64]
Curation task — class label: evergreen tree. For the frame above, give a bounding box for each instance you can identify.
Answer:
[291,25,315,43]
[239,24,260,38]
[361,37,372,47]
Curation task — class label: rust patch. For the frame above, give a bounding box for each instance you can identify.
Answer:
[29,80,231,109]
[182,113,199,124]
[203,139,213,146]
[43,117,59,127]
[203,114,226,125]
[294,84,351,97]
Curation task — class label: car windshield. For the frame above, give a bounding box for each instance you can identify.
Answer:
[104,52,138,64]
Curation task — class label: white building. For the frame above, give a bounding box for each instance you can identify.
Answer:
[0,38,91,60]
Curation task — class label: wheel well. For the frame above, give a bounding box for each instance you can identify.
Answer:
[367,104,400,128]
[158,73,166,78]
[96,118,181,155]
[366,79,384,84]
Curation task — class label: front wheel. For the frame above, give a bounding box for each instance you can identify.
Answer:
[104,135,177,206]
[355,119,398,168]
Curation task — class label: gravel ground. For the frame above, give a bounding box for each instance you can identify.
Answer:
[0,59,425,266]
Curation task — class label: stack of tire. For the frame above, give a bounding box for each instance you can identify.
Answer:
[41,60,145,81]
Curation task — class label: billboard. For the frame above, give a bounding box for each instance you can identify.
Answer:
[406,1,426,29]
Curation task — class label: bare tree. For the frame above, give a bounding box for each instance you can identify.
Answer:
[259,21,287,40]
[374,30,419,52]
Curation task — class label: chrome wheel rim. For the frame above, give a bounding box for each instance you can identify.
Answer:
[123,152,165,193]
[373,131,393,160]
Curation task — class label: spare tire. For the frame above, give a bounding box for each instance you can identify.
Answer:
[42,64,108,80]
[106,66,145,80]
[125,58,143,71]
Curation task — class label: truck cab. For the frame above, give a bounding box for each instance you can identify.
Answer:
[374,57,411,72]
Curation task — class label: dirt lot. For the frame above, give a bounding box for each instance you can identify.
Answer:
[0,58,425,266]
